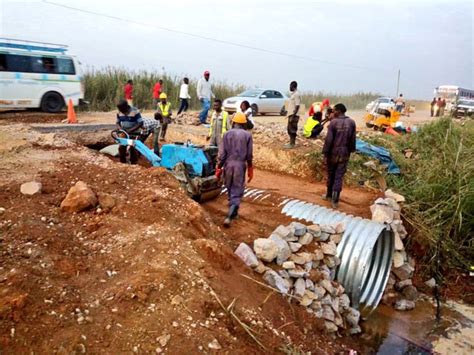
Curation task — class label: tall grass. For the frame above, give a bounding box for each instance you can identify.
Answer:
[83,68,401,112]
[387,118,474,274]
[82,67,245,111]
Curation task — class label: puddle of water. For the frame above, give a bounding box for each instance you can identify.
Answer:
[358,299,473,354]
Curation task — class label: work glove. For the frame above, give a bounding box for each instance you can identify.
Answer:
[215,167,223,180]
[247,165,254,183]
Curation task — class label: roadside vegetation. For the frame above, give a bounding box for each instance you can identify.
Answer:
[309,118,473,278]
[83,68,392,112]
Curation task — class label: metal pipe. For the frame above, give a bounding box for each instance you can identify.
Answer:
[281,199,394,316]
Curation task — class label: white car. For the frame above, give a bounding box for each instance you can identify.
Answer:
[366,97,395,112]
[223,88,288,116]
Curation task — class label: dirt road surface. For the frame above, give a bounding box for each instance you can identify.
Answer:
[0,110,471,354]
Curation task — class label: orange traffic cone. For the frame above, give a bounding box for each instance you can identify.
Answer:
[67,99,78,124]
[385,126,400,136]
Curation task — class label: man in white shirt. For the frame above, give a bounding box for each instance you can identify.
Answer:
[284,81,301,149]
[196,70,214,125]
[178,77,191,115]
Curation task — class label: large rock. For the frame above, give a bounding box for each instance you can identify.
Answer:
[99,144,120,157]
[288,242,302,253]
[288,267,307,278]
[394,299,415,311]
[263,270,290,294]
[313,284,326,300]
[269,234,291,265]
[60,181,97,213]
[339,294,350,311]
[234,243,259,268]
[272,225,296,241]
[307,224,321,237]
[345,308,360,327]
[322,305,335,321]
[324,321,338,333]
[320,224,336,234]
[319,279,335,296]
[290,252,313,265]
[282,261,296,269]
[385,189,405,203]
[393,251,405,268]
[402,285,418,301]
[394,232,404,251]
[371,203,394,224]
[290,222,307,237]
[98,193,116,211]
[299,233,313,246]
[294,278,306,297]
[20,181,42,196]
[393,263,414,281]
[312,249,325,261]
[321,241,338,256]
[253,238,279,262]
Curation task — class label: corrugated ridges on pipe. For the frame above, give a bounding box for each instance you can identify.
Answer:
[281,199,394,316]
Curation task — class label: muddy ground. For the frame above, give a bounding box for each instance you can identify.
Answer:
[0,110,471,354]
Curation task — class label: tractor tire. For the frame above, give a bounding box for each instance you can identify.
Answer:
[366,122,374,128]
[41,92,65,113]
[251,104,258,116]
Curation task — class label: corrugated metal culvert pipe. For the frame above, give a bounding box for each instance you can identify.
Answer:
[281,199,394,316]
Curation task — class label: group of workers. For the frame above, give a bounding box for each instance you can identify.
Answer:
[430,97,446,117]
[117,76,356,226]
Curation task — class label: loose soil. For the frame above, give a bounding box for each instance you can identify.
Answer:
[0,111,471,353]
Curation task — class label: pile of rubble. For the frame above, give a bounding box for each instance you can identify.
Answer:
[371,189,419,311]
[234,222,361,335]
[174,112,201,125]
[252,123,324,148]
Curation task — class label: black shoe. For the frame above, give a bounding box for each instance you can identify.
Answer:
[331,192,340,209]
[224,205,238,227]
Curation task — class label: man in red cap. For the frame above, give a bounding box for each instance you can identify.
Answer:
[197,71,214,125]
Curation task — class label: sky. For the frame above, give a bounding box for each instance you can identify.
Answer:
[0,0,472,99]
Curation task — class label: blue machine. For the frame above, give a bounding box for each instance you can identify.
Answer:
[112,130,221,201]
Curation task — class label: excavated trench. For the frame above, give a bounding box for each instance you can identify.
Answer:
[84,138,470,353]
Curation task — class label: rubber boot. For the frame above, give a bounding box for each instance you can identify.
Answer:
[331,192,340,209]
[321,188,332,201]
[224,205,238,227]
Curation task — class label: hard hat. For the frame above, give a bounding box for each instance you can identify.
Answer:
[322,99,330,106]
[159,93,167,99]
[232,112,247,124]
[204,70,210,76]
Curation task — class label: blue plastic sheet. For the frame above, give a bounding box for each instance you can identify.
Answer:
[356,139,400,174]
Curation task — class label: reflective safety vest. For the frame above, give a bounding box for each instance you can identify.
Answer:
[209,111,229,137]
[158,102,171,117]
[303,116,321,138]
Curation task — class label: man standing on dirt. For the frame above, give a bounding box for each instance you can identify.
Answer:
[197,71,214,125]
[284,81,301,149]
[216,112,254,227]
[395,94,405,113]
[207,99,230,147]
[322,103,356,208]
[116,99,143,164]
[124,80,134,106]
[155,93,172,141]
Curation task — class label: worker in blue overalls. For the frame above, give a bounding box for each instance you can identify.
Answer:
[116,99,144,164]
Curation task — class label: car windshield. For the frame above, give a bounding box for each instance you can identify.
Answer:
[378,98,391,103]
[458,100,474,106]
[238,90,262,98]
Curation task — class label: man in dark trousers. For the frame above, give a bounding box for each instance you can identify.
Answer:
[116,99,144,164]
[322,103,356,208]
[284,80,301,149]
[216,112,254,227]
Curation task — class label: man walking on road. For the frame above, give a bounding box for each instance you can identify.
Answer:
[284,81,301,149]
[322,103,356,209]
[216,112,254,227]
[197,71,214,125]
[207,99,230,147]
